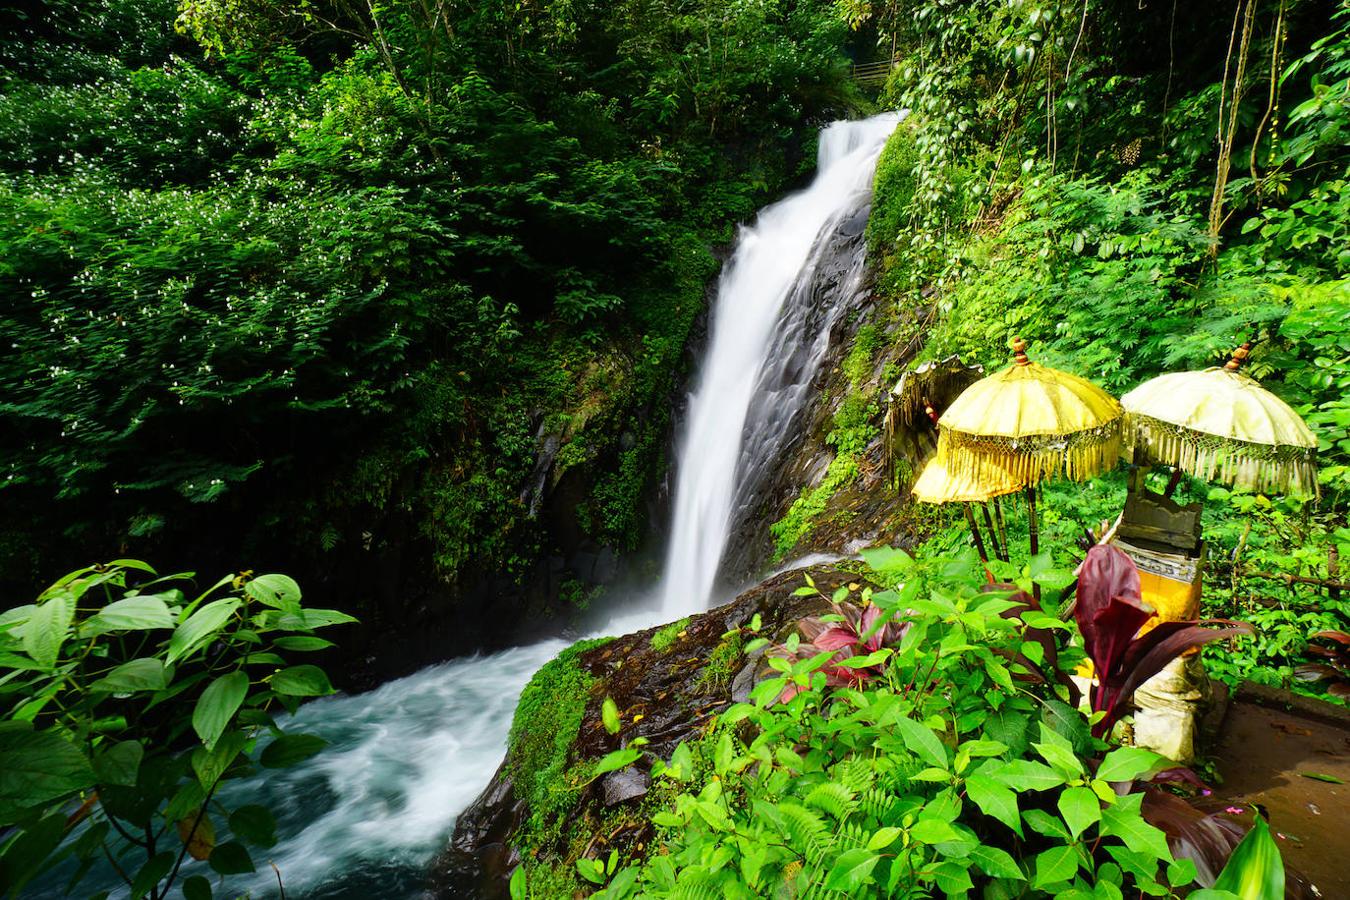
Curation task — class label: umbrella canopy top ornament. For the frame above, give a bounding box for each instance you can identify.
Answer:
[1121,342,1319,498]
[934,337,1125,488]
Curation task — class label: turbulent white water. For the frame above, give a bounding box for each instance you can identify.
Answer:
[218,641,570,898]
[658,113,901,617]
[44,115,900,900]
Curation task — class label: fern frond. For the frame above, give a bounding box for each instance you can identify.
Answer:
[777,801,831,864]
[804,781,858,821]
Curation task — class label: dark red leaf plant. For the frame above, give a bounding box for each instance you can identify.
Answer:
[1074,544,1254,738]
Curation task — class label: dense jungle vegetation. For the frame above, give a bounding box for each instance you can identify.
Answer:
[774,0,1350,705]
[0,0,857,649]
[498,5,1350,894]
[4,0,1350,896]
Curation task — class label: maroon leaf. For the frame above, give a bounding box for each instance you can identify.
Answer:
[814,627,858,652]
[1076,548,1255,736]
[1148,766,1211,792]
[1089,594,1155,677]
[1310,630,1350,645]
[1107,623,1255,731]
[1141,790,1244,886]
[797,617,830,644]
[1076,545,1143,656]
[1293,664,1338,683]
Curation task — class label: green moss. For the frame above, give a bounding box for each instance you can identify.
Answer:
[518,859,583,900]
[841,323,884,388]
[695,632,744,693]
[508,636,614,853]
[866,123,921,260]
[769,452,861,559]
[827,392,880,456]
[650,617,690,653]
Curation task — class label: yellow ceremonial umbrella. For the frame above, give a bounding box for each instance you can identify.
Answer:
[1121,343,1319,498]
[934,337,1124,561]
[911,456,1021,562]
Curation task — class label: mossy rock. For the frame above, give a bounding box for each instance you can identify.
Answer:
[433,564,873,899]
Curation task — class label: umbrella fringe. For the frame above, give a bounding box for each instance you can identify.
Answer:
[935,422,1123,486]
[1127,414,1319,499]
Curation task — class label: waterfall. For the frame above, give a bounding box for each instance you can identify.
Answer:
[658,112,901,617]
[35,114,900,900]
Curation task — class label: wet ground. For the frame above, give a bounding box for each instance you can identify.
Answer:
[1209,690,1350,897]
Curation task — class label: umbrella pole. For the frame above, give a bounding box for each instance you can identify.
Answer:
[1025,486,1041,602]
[981,502,1005,562]
[993,496,1010,562]
[962,503,990,563]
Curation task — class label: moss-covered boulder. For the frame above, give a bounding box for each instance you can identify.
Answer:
[431,564,872,899]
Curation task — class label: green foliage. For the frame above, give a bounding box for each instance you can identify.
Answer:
[854,0,1350,708]
[650,619,690,654]
[578,557,1222,898]
[840,324,884,389]
[1213,815,1284,899]
[865,124,921,261]
[0,561,352,900]
[770,453,861,558]
[508,637,614,849]
[0,0,858,600]
[695,632,744,693]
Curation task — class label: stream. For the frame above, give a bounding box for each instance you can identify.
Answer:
[37,112,901,899]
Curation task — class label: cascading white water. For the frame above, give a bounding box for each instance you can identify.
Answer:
[37,114,900,900]
[658,113,901,617]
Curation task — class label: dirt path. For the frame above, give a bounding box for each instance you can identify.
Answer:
[1209,695,1350,897]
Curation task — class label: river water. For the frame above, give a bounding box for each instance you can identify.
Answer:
[40,113,900,899]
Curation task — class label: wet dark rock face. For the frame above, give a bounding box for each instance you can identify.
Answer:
[718,289,932,590]
[430,564,869,900]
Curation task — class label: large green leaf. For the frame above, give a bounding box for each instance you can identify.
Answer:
[1096,746,1166,782]
[208,840,255,875]
[1100,793,1171,859]
[601,697,621,734]
[259,732,328,768]
[228,804,277,848]
[0,811,68,895]
[191,730,247,789]
[1033,844,1079,888]
[823,847,880,892]
[92,740,144,787]
[965,774,1022,836]
[181,875,213,900]
[81,594,176,636]
[594,748,643,775]
[1057,785,1102,838]
[1213,816,1284,899]
[270,665,334,697]
[22,594,73,670]
[893,715,948,769]
[272,636,334,652]
[0,729,96,824]
[0,605,35,638]
[243,574,302,609]
[993,759,1067,791]
[130,850,173,900]
[167,599,240,665]
[279,608,358,630]
[968,845,1024,880]
[1032,738,1084,777]
[909,817,960,844]
[193,671,249,749]
[90,658,167,693]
